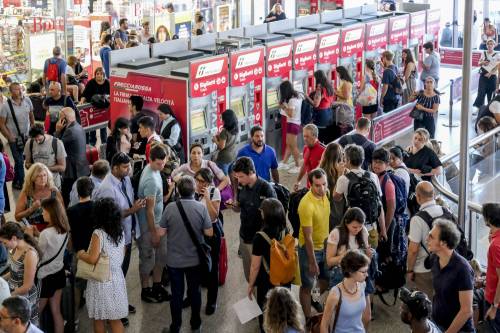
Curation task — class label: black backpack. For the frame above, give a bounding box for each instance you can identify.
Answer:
[475,93,500,133]
[266,182,291,214]
[397,165,421,217]
[131,159,146,199]
[287,188,309,238]
[300,98,314,126]
[417,207,474,261]
[346,171,381,225]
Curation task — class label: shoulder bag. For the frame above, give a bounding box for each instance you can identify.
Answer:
[176,200,212,273]
[307,285,343,333]
[7,99,26,150]
[76,230,111,282]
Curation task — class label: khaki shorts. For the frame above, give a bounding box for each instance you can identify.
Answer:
[137,231,168,275]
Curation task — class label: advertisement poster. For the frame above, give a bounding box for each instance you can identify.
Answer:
[175,10,192,39]
[29,33,56,73]
[216,5,231,32]
[72,21,91,68]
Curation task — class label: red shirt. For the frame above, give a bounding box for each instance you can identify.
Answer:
[486,230,500,304]
[317,87,334,109]
[304,140,325,187]
[145,134,161,163]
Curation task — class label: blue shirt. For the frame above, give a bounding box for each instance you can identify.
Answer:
[68,175,104,207]
[237,144,278,182]
[137,165,163,233]
[382,64,398,102]
[94,173,141,244]
[100,46,112,79]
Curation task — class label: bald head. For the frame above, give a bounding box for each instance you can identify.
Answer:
[416,181,434,203]
[61,107,76,122]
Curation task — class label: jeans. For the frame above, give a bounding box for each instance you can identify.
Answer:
[485,301,500,333]
[86,127,107,146]
[414,115,436,139]
[168,265,202,333]
[474,74,497,108]
[215,161,231,176]
[121,243,132,277]
[8,142,24,186]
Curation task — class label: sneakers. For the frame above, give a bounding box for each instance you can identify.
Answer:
[205,304,216,315]
[278,162,290,170]
[128,304,136,314]
[120,318,129,327]
[288,166,300,174]
[152,284,171,302]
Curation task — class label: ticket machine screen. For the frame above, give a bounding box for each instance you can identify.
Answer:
[267,89,279,109]
[191,110,207,133]
[231,98,245,120]
[293,81,304,94]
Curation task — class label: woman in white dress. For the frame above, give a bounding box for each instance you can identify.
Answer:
[77,197,128,333]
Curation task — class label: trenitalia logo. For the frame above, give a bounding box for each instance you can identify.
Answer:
[295,39,316,54]
[235,50,262,69]
[369,23,386,37]
[319,33,340,48]
[268,44,292,61]
[411,14,425,26]
[195,59,225,79]
[344,29,363,43]
[392,19,407,31]
[428,11,440,22]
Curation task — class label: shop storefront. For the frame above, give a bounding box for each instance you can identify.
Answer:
[0,0,241,86]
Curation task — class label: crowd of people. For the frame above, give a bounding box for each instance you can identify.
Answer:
[0,19,498,333]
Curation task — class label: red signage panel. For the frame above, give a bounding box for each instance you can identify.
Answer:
[389,15,409,45]
[266,41,293,78]
[439,48,482,66]
[318,30,340,64]
[372,103,414,144]
[365,20,388,51]
[340,25,365,57]
[410,11,426,42]
[189,55,229,98]
[230,47,265,86]
[293,35,318,70]
[79,105,109,130]
[426,9,441,38]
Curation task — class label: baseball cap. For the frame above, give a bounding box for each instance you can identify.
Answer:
[399,287,432,320]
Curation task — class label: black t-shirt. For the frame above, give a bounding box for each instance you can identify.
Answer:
[403,145,442,181]
[382,64,398,102]
[67,201,96,252]
[43,95,81,134]
[237,178,277,243]
[130,110,160,135]
[82,79,110,102]
[338,133,376,170]
[252,227,284,283]
[431,252,474,332]
[266,11,286,21]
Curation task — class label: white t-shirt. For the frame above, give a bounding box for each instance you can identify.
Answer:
[37,227,68,279]
[198,186,221,222]
[393,165,410,197]
[327,227,369,253]
[335,168,382,199]
[479,50,500,74]
[280,97,302,125]
[407,200,444,273]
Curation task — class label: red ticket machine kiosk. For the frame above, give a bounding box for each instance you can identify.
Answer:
[364,19,389,78]
[425,9,441,51]
[317,29,341,83]
[339,24,366,103]
[409,11,426,71]
[227,46,265,146]
[169,55,229,157]
[388,14,410,69]
[264,40,293,160]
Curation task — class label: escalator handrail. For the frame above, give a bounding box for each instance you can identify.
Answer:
[431,126,500,215]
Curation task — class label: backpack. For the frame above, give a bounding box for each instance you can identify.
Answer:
[300,98,314,126]
[417,207,474,260]
[346,171,381,225]
[475,93,500,133]
[29,136,58,164]
[265,182,291,214]
[46,58,62,82]
[131,159,146,199]
[287,188,309,238]
[256,231,297,286]
[381,171,408,217]
[397,165,420,217]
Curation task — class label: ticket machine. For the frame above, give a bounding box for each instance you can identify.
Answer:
[364,18,389,78]
[263,39,294,160]
[409,11,427,71]
[345,6,377,24]
[338,24,366,103]
[316,28,341,83]
[425,9,441,51]
[191,32,220,54]
[169,55,229,157]
[296,13,336,33]
[322,9,358,28]
[388,14,410,69]
[227,45,266,147]
[361,3,394,20]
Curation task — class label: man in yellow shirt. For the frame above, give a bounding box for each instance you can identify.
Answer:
[298,168,330,319]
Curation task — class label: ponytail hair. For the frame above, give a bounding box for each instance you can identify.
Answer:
[0,222,42,257]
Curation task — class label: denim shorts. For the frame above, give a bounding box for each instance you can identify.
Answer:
[298,246,328,289]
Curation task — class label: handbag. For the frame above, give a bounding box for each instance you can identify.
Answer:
[409,106,424,121]
[90,94,110,108]
[7,99,26,150]
[219,232,228,286]
[176,200,212,273]
[209,161,233,210]
[357,83,378,106]
[306,286,343,333]
[76,231,111,282]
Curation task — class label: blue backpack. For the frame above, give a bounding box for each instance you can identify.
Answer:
[381,171,408,217]
[300,99,314,126]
